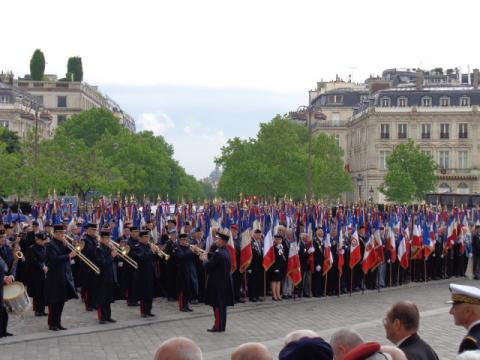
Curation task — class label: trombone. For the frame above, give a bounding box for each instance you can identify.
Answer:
[64,235,100,275]
[110,240,138,269]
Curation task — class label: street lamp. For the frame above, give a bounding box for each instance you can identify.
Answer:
[356,174,363,201]
[369,186,374,203]
[290,105,326,201]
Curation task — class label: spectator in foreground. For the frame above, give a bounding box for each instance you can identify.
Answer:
[154,337,203,360]
[383,301,439,360]
[279,336,333,360]
[231,342,272,360]
[284,329,319,345]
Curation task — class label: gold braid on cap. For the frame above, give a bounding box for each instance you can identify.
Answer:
[452,294,480,305]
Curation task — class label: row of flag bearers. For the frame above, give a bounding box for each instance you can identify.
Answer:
[1,201,480,336]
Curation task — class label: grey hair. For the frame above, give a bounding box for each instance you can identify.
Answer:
[330,328,364,352]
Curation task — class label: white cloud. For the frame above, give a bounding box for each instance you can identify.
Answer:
[136,112,174,135]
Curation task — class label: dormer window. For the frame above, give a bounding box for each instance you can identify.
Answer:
[381,97,391,107]
[440,97,450,107]
[397,97,408,107]
[327,95,343,104]
[421,97,432,107]
[460,96,470,106]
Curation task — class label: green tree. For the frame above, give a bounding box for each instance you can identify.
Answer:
[380,140,437,203]
[58,108,123,146]
[67,56,83,81]
[0,143,24,196]
[216,115,351,200]
[30,49,45,81]
[0,127,21,153]
[311,133,352,199]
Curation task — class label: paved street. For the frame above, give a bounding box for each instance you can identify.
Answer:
[0,278,473,359]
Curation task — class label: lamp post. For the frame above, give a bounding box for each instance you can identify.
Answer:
[290,105,326,201]
[369,186,374,204]
[356,174,364,202]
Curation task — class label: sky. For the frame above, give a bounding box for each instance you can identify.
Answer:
[3,0,480,178]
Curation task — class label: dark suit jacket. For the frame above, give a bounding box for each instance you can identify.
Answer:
[399,333,439,360]
[459,323,480,354]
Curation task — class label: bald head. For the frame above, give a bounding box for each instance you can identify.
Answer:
[231,342,272,360]
[154,337,202,360]
[330,328,364,360]
[284,329,319,345]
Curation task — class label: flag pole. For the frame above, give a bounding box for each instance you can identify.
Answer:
[389,262,392,288]
[323,273,327,297]
[350,268,353,296]
[338,271,341,297]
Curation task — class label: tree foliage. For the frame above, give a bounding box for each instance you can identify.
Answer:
[2,109,208,201]
[67,56,83,81]
[380,140,437,203]
[30,49,45,81]
[0,127,21,153]
[216,115,352,200]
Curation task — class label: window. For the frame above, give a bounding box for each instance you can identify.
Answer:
[440,97,450,107]
[57,96,67,108]
[423,149,432,158]
[0,95,9,104]
[34,95,43,105]
[460,96,470,106]
[438,183,451,193]
[381,97,391,107]
[397,97,408,107]
[57,114,67,124]
[335,134,340,147]
[379,151,390,170]
[398,124,407,139]
[421,97,432,106]
[440,123,449,139]
[459,151,468,169]
[439,150,450,169]
[0,120,9,128]
[421,124,431,139]
[331,112,340,125]
[380,124,390,139]
[459,123,468,139]
[458,183,469,194]
[360,95,367,103]
[327,95,343,104]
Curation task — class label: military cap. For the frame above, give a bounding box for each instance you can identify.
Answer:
[53,224,65,232]
[448,284,480,305]
[85,223,97,229]
[179,233,188,239]
[139,230,149,237]
[216,230,230,242]
[100,230,111,237]
[35,232,48,241]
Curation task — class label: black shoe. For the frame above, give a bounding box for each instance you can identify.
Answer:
[249,298,257,302]
[207,327,220,332]
[236,298,245,303]
[5,332,13,336]
[41,312,48,316]
[49,326,59,331]
[256,297,263,302]
[58,325,67,330]
[185,306,193,312]
[99,320,107,324]
[106,319,117,323]
[86,307,94,312]
[147,313,155,317]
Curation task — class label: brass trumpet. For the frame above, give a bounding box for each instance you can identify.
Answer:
[151,244,170,261]
[190,244,208,256]
[64,235,100,275]
[110,240,138,269]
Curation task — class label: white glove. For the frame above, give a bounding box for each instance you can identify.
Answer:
[315,265,321,272]
[307,247,315,254]
[247,269,252,274]
[118,262,124,267]
[387,259,391,264]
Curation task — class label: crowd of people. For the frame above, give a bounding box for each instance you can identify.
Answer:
[2,200,480,358]
[153,287,480,359]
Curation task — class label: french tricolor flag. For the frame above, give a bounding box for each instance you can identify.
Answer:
[262,215,275,271]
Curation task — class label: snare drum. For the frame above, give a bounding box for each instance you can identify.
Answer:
[4,281,30,314]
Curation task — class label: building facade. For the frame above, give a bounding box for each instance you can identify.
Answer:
[0,71,135,139]
[0,81,52,139]
[299,68,480,203]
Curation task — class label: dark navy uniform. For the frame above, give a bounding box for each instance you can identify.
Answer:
[459,323,480,354]
[132,239,157,317]
[94,242,116,323]
[204,242,234,332]
[27,239,47,315]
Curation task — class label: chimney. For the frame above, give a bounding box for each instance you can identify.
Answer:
[473,69,479,89]
[416,70,424,89]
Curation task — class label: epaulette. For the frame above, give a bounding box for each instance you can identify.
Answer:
[464,336,478,345]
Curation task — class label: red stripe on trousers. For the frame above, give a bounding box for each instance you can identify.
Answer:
[97,307,102,320]
[178,292,183,311]
[214,308,221,330]
[140,301,144,315]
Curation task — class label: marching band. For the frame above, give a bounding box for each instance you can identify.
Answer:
[1,200,480,337]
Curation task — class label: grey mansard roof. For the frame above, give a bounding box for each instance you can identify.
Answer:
[373,85,480,107]
[311,88,369,108]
